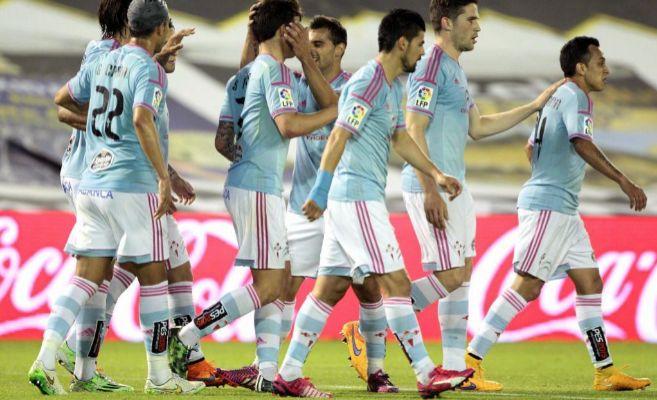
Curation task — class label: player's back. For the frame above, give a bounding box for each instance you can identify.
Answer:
[401,45,473,192]
[219,63,253,140]
[329,60,405,202]
[226,54,299,196]
[76,44,168,193]
[518,81,593,214]
[288,71,351,214]
[61,38,121,181]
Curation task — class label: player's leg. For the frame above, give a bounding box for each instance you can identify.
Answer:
[351,280,398,393]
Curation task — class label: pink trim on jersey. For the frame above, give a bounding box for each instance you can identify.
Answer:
[67,81,84,105]
[519,210,551,273]
[134,102,157,116]
[375,61,391,86]
[256,192,269,269]
[406,105,434,117]
[569,133,593,142]
[272,63,292,86]
[125,43,153,56]
[335,121,360,136]
[418,46,443,84]
[109,38,120,50]
[360,66,384,105]
[271,107,297,119]
[329,70,348,85]
[219,114,233,122]
[355,201,385,274]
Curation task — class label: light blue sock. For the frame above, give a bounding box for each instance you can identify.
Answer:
[74,280,109,380]
[255,300,284,380]
[439,282,469,371]
[359,299,387,375]
[411,273,449,312]
[575,294,612,368]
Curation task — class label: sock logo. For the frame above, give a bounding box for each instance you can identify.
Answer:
[151,320,169,354]
[174,315,192,327]
[87,320,105,358]
[586,327,609,361]
[194,303,227,330]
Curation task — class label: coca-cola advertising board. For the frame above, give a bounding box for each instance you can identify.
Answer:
[1,211,656,342]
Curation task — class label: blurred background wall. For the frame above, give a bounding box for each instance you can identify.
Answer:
[1,0,656,214]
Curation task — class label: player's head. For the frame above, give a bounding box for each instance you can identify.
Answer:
[378,9,426,73]
[251,0,303,59]
[560,36,609,92]
[309,16,347,73]
[430,0,480,52]
[128,0,172,54]
[98,0,131,40]
[163,19,176,73]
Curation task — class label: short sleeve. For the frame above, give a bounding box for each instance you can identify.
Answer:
[219,76,235,123]
[133,61,166,115]
[563,92,593,142]
[264,63,297,118]
[67,62,94,105]
[335,79,376,136]
[405,59,441,119]
[394,83,406,133]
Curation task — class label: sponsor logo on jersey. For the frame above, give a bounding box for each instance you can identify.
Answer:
[585,118,593,136]
[414,86,434,109]
[278,87,295,108]
[152,88,163,110]
[78,189,114,199]
[90,149,114,172]
[345,103,368,130]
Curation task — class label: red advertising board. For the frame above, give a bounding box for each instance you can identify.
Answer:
[1,211,656,342]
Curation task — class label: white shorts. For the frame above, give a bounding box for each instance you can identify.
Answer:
[403,188,476,271]
[61,176,80,212]
[287,211,324,278]
[319,200,405,284]
[224,186,288,270]
[513,209,598,281]
[166,215,189,270]
[65,190,169,264]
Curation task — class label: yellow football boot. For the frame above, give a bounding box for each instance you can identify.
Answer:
[340,321,368,381]
[593,365,651,391]
[459,353,503,392]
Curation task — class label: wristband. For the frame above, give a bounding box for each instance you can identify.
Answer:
[307,169,333,210]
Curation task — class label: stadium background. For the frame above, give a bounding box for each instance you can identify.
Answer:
[1,0,657,347]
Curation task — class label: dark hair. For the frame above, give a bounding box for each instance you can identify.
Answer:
[251,0,303,43]
[310,15,347,46]
[378,9,426,52]
[98,0,131,39]
[560,36,600,77]
[429,0,478,32]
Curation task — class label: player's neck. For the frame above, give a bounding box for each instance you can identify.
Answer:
[434,35,461,61]
[322,64,343,83]
[128,37,156,55]
[259,40,285,63]
[376,52,403,83]
[568,77,592,94]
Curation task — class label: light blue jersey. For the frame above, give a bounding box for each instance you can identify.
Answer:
[225,54,300,196]
[518,81,593,215]
[288,70,352,214]
[68,43,168,193]
[61,38,121,180]
[218,62,253,138]
[401,45,474,192]
[329,60,405,202]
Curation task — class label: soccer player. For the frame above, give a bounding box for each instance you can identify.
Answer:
[219,14,397,393]
[401,0,561,390]
[168,0,338,389]
[273,9,473,398]
[30,0,204,395]
[467,36,651,391]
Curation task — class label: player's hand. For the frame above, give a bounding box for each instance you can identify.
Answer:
[154,177,174,219]
[435,174,462,201]
[302,199,324,222]
[532,78,566,111]
[284,22,312,64]
[619,177,647,212]
[156,27,196,66]
[424,190,449,230]
[247,2,261,39]
[171,173,196,206]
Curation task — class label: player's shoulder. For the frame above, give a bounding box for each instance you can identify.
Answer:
[254,54,293,86]
[343,60,386,105]
[82,38,118,66]
[410,45,448,85]
[558,81,592,114]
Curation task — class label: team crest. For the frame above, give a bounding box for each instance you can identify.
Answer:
[414,86,433,109]
[278,87,295,108]
[152,88,163,110]
[345,103,368,130]
[585,118,593,136]
[90,149,114,172]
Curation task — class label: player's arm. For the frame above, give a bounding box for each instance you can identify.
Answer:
[54,84,87,117]
[239,3,260,68]
[214,120,236,161]
[469,79,564,140]
[285,22,338,108]
[154,28,195,67]
[302,126,351,221]
[56,105,87,131]
[274,107,337,138]
[406,111,452,229]
[392,129,462,202]
[572,138,646,211]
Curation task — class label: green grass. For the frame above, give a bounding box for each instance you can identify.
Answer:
[2,340,655,399]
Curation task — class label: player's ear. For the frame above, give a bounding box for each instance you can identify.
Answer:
[335,43,346,59]
[397,36,409,53]
[441,16,452,32]
[575,61,587,77]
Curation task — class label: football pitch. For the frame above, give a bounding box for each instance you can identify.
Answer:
[2,340,655,399]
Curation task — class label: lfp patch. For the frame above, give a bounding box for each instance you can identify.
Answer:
[414,86,434,110]
[345,103,368,130]
[152,88,163,110]
[278,87,295,108]
[585,117,593,136]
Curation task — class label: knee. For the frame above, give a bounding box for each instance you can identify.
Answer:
[253,282,282,305]
[352,279,382,304]
[434,269,464,293]
[313,284,348,307]
[379,272,411,298]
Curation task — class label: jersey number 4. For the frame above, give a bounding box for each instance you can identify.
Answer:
[532,111,547,161]
[91,85,123,141]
